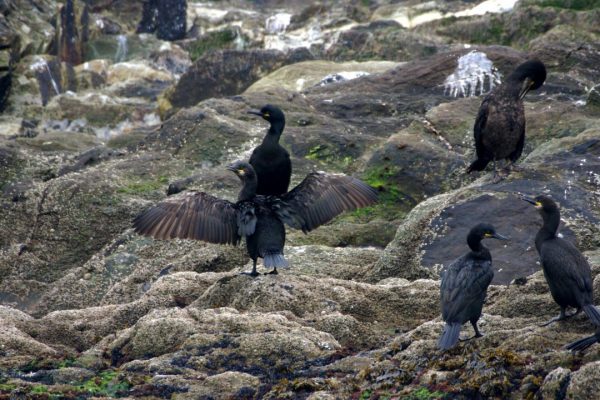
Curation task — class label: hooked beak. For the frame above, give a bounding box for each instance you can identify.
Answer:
[491,232,510,241]
[520,195,542,209]
[247,110,262,116]
[520,195,537,205]
[519,77,534,100]
[226,164,237,172]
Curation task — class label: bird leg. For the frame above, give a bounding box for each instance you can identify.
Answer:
[459,320,484,342]
[540,307,575,327]
[504,159,523,172]
[264,267,278,275]
[241,260,260,277]
[491,161,503,183]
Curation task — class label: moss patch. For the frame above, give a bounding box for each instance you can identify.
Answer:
[117,175,169,195]
[188,28,239,62]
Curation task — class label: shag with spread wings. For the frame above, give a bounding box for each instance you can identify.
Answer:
[133,161,378,276]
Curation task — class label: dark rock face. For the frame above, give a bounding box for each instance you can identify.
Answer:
[166,48,313,108]
[30,57,77,105]
[57,0,89,65]
[137,0,187,41]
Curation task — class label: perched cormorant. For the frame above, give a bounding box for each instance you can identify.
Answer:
[133,161,377,276]
[438,223,509,351]
[566,328,600,352]
[248,105,292,196]
[521,195,600,327]
[467,60,547,182]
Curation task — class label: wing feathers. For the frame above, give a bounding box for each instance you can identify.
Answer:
[275,172,378,232]
[133,191,241,245]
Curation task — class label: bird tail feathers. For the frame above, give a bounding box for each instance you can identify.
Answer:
[467,157,490,173]
[438,323,461,351]
[583,304,600,326]
[263,253,289,268]
[565,334,599,352]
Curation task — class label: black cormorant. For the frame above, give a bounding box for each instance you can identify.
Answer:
[467,60,547,182]
[438,223,509,351]
[248,105,292,196]
[521,195,600,327]
[133,161,378,276]
[566,328,600,352]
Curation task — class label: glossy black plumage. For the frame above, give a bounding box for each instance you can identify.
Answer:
[438,223,508,351]
[467,60,546,181]
[133,161,378,276]
[248,105,291,196]
[566,329,600,352]
[522,195,600,327]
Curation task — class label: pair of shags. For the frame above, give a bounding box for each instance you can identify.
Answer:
[439,194,600,352]
[467,59,547,183]
[133,105,378,277]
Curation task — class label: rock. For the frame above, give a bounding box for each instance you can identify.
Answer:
[540,367,571,400]
[566,361,600,399]
[245,60,401,93]
[46,367,96,385]
[164,48,314,110]
[176,372,261,400]
[109,307,341,370]
[11,55,77,108]
[56,0,89,65]
[137,0,187,41]
[326,21,447,62]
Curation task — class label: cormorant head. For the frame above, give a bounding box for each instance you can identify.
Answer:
[510,60,547,99]
[226,161,256,181]
[521,194,559,216]
[470,223,510,241]
[247,104,285,124]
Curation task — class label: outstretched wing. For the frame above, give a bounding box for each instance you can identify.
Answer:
[133,191,241,245]
[271,172,378,232]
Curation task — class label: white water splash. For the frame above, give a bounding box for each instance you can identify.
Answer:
[265,13,292,34]
[115,35,128,62]
[444,51,502,97]
[30,58,60,95]
[318,71,370,87]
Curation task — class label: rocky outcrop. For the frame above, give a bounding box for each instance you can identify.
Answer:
[162,48,314,110]
[0,0,600,399]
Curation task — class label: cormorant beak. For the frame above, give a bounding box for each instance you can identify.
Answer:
[247,110,262,116]
[491,232,510,241]
[519,78,534,100]
[520,195,542,208]
[226,164,246,176]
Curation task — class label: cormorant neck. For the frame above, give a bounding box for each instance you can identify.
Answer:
[263,120,285,144]
[536,209,560,245]
[504,77,525,100]
[237,176,257,202]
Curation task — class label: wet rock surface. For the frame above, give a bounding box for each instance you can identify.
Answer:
[0,0,599,398]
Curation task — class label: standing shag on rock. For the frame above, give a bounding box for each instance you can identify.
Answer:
[467,60,546,182]
[248,105,292,196]
[438,223,509,351]
[133,161,378,276]
[521,195,600,328]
